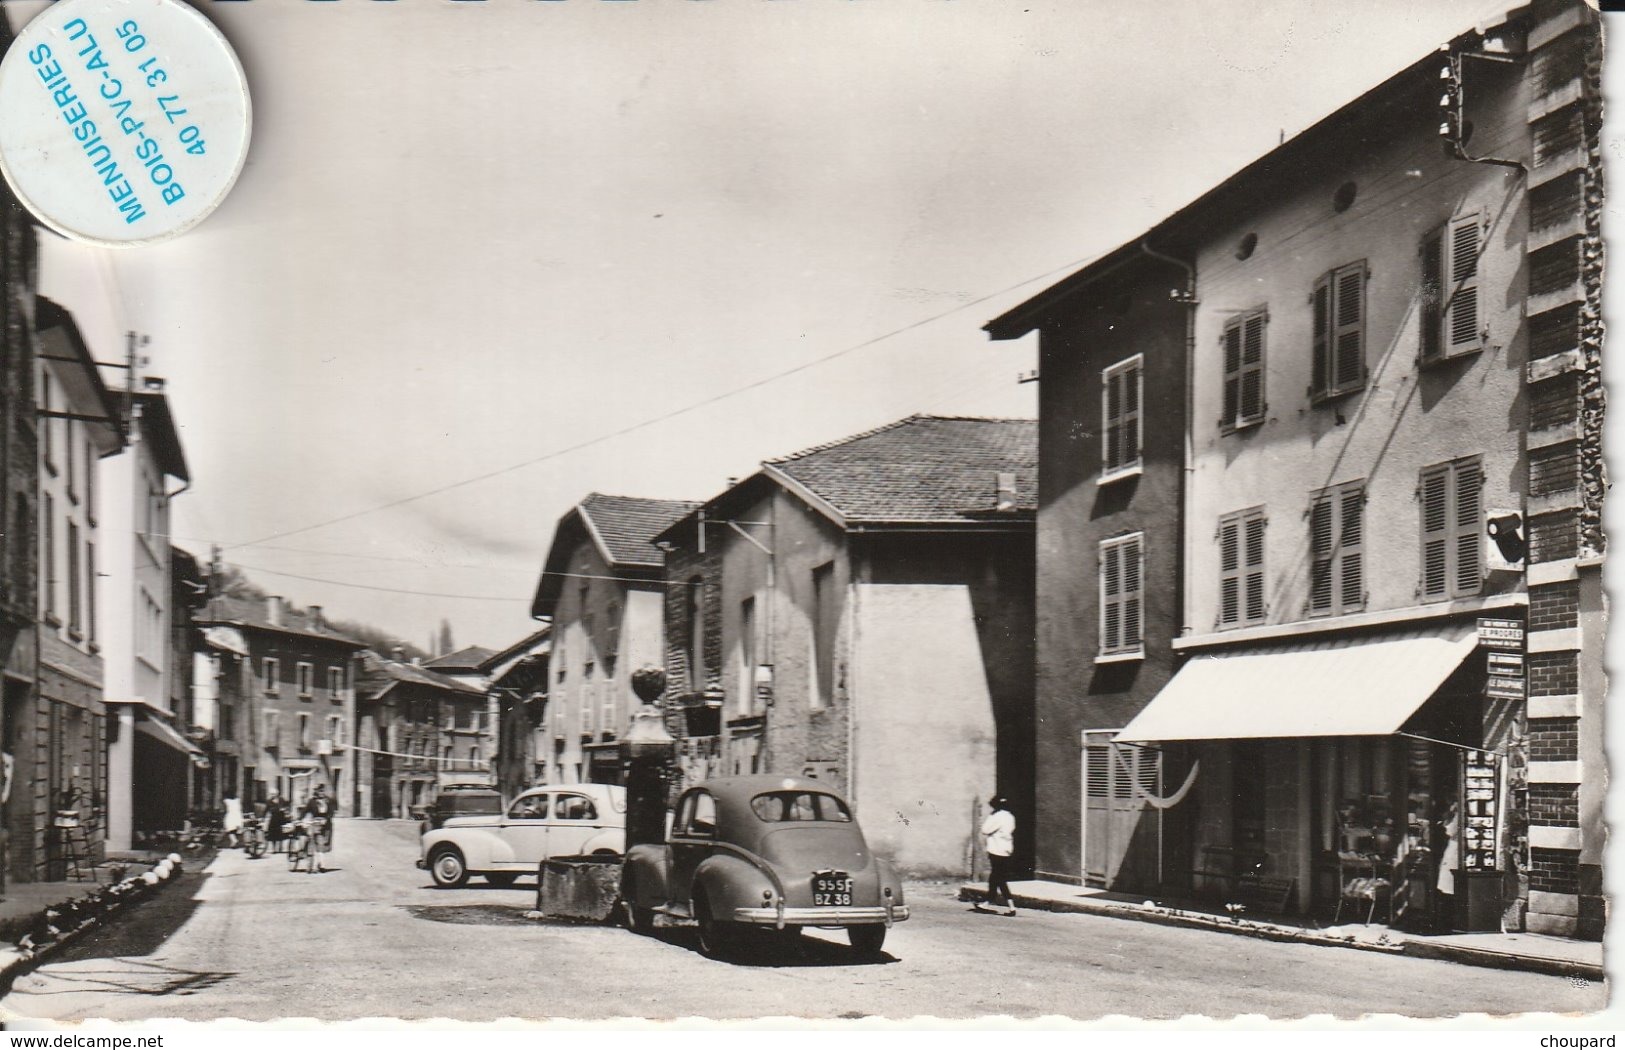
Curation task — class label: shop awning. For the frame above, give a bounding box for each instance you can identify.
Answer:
[136,716,205,760]
[1116,624,1479,744]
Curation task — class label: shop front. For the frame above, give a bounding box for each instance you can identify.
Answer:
[1117,617,1523,932]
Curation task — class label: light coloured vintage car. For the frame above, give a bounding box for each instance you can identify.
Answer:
[620,775,909,957]
[418,783,626,887]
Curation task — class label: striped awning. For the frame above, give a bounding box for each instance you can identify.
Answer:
[1115,624,1479,743]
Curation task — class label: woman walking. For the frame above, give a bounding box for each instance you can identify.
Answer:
[301,783,336,873]
[980,795,1018,916]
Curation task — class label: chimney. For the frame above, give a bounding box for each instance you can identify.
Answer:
[995,472,1018,513]
[308,605,324,630]
[266,595,284,627]
[411,656,421,667]
[390,645,406,662]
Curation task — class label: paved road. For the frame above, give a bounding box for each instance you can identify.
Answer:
[0,819,1605,1022]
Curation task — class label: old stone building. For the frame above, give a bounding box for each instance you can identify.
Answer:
[354,649,491,818]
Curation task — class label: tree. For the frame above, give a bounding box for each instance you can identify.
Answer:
[437,619,455,657]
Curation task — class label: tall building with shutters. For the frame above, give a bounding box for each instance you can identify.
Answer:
[989,0,1602,938]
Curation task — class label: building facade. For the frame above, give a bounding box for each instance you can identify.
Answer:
[530,494,696,786]
[985,259,1191,892]
[657,415,1036,877]
[995,0,1602,938]
[100,383,190,851]
[354,650,490,818]
[196,595,364,813]
[483,628,550,802]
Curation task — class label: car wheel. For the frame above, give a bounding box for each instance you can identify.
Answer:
[428,846,469,888]
[620,877,657,934]
[847,925,886,956]
[694,896,736,959]
[484,873,518,888]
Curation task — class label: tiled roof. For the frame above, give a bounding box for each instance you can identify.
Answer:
[765,415,1037,523]
[424,645,497,671]
[579,493,701,568]
[198,595,366,647]
[356,650,486,699]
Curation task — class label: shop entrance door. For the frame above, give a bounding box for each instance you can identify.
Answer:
[1232,741,1267,860]
[1081,732,1162,889]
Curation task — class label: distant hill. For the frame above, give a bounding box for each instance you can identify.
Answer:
[216,562,430,662]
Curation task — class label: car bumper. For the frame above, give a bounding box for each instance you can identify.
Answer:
[731,905,910,926]
[415,859,427,870]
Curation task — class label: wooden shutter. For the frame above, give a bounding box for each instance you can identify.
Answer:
[1218,517,1241,627]
[1420,465,1450,600]
[1338,485,1364,612]
[1420,228,1444,363]
[1452,459,1483,596]
[1312,277,1331,396]
[1104,369,1123,471]
[1243,513,1267,623]
[1446,215,1481,351]
[1241,313,1265,423]
[1100,541,1122,652]
[1121,535,1142,650]
[1222,321,1242,427]
[1308,496,1334,615]
[1121,362,1141,467]
[1085,744,1110,798]
[1332,263,1366,391]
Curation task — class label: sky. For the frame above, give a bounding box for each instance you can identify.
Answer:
[8,0,1550,652]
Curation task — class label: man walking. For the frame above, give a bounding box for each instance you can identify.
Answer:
[980,795,1017,916]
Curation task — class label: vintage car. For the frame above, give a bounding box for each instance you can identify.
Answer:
[620,775,909,957]
[418,783,626,887]
[414,784,503,835]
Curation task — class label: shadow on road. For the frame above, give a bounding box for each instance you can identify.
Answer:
[400,904,551,927]
[47,869,213,964]
[647,928,899,969]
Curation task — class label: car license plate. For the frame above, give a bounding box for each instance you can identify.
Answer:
[813,874,852,907]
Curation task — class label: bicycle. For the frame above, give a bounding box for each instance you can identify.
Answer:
[241,814,266,859]
[286,818,314,872]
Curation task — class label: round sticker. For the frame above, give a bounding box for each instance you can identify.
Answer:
[0,0,251,247]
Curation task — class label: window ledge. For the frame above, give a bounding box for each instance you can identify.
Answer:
[1220,417,1266,436]
[43,614,62,629]
[1095,650,1144,665]
[1419,345,1485,371]
[1097,464,1143,487]
[1309,384,1366,407]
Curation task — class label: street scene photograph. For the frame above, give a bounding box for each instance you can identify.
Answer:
[0,0,1613,1030]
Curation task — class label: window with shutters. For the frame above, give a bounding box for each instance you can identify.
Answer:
[1221,310,1267,431]
[1100,355,1143,482]
[1421,214,1483,364]
[1311,261,1368,401]
[1419,457,1484,601]
[1098,533,1144,659]
[1307,482,1365,617]
[1218,508,1267,629]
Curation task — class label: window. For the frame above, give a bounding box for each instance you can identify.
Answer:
[1312,261,1367,400]
[298,713,311,749]
[750,791,853,823]
[579,694,591,735]
[1308,482,1366,616]
[604,601,620,673]
[86,541,96,642]
[1420,458,1484,601]
[1098,534,1144,657]
[738,595,757,715]
[326,714,341,746]
[1222,310,1267,430]
[328,667,343,701]
[676,791,717,837]
[39,371,54,471]
[263,711,279,748]
[1218,509,1267,628]
[262,657,279,694]
[66,522,81,634]
[555,637,566,683]
[811,562,837,708]
[64,419,77,501]
[42,493,55,620]
[1101,355,1143,479]
[601,680,614,729]
[510,793,548,820]
[1421,213,1483,363]
[297,662,313,697]
[85,438,96,524]
[555,794,597,820]
[581,612,596,677]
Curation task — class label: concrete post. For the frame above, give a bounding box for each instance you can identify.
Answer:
[621,666,676,851]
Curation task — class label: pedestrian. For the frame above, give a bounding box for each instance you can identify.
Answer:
[979,795,1017,916]
[1434,798,1460,932]
[301,782,336,872]
[266,793,289,852]
[222,790,244,848]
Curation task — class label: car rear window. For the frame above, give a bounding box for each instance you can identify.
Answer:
[750,791,852,823]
